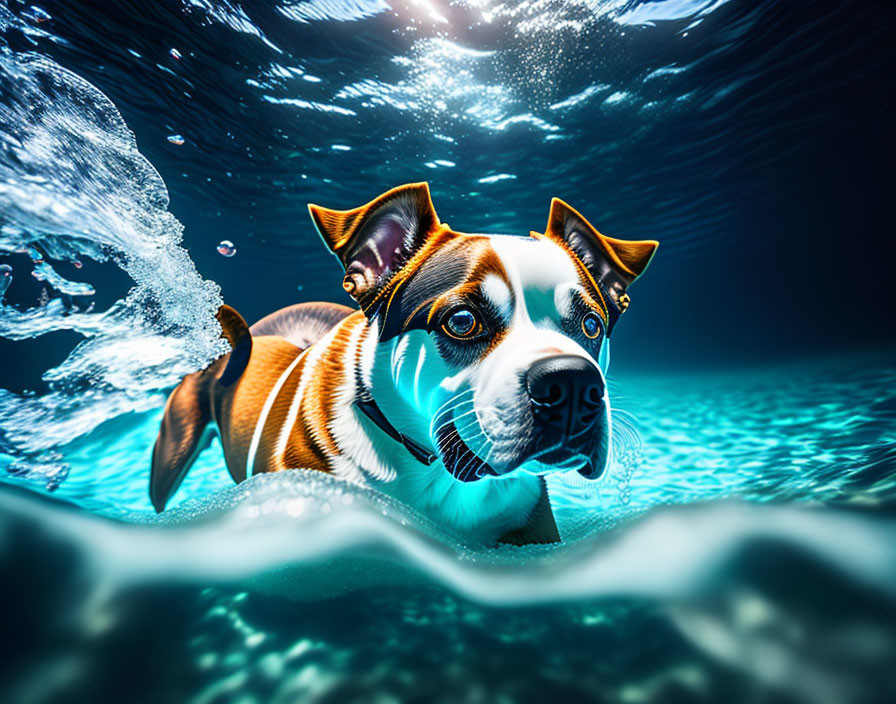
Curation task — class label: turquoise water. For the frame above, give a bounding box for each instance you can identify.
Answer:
[11,353,896,528]
[2,356,895,702]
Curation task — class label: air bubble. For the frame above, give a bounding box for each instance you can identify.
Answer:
[216,240,236,257]
[167,134,185,146]
[169,48,182,60]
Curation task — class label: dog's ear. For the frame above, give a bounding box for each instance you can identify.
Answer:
[541,198,657,310]
[309,183,440,304]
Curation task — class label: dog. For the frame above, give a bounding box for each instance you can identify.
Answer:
[150,183,657,545]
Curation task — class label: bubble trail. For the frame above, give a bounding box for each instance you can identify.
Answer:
[217,240,236,257]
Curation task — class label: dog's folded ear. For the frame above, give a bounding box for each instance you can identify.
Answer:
[541,198,658,311]
[308,182,441,305]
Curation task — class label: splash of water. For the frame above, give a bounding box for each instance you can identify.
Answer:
[0,28,225,472]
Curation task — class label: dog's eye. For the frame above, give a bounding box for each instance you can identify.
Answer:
[582,311,604,340]
[442,307,479,339]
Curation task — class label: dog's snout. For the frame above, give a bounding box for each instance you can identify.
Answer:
[526,355,605,436]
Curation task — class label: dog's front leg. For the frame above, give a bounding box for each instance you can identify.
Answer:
[497,478,560,546]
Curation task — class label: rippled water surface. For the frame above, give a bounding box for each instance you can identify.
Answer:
[1,1,895,702]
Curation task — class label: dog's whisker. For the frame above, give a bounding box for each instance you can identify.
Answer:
[461,442,491,482]
[429,415,476,443]
[450,419,486,444]
[456,450,481,483]
[434,427,463,450]
[476,443,495,479]
[431,389,474,418]
[431,419,462,439]
[432,391,474,412]
[430,420,455,441]
[429,394,476,435]
[453,432,490,482]
[429,396,493,483]
[430,400,475,427]
[438,429,488,475]
[610,407,642,446]
[448,407,479,427]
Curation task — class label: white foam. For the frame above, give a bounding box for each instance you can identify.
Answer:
[0,50,225,452]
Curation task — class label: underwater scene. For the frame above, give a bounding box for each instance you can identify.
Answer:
[1,1,895,702]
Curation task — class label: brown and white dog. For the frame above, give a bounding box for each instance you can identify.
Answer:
[150,183,657,545]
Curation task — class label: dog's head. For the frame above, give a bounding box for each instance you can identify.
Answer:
[310,183,657,484]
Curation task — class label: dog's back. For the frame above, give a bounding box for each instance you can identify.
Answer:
[149,302,353,511]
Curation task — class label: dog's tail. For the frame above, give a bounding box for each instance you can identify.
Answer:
[150,305,251,512]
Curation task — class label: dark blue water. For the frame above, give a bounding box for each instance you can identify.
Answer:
[1,1,895,702]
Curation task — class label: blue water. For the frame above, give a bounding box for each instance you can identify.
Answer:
[1,1,895,702]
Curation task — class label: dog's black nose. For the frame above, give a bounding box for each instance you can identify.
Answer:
[526,355,605,437]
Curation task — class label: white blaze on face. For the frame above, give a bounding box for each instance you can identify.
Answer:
[480,273,513,326]
[488,235,598,362]
[472,236,606,469]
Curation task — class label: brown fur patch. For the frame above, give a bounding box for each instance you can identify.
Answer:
[376,234,515,342]
[210,336,304,482]
[299,314,365,457]
[531,231,610,326]
[249,350,309,475]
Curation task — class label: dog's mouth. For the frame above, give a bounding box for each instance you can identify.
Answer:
[434,420,498,483]
[434,419,605,483]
